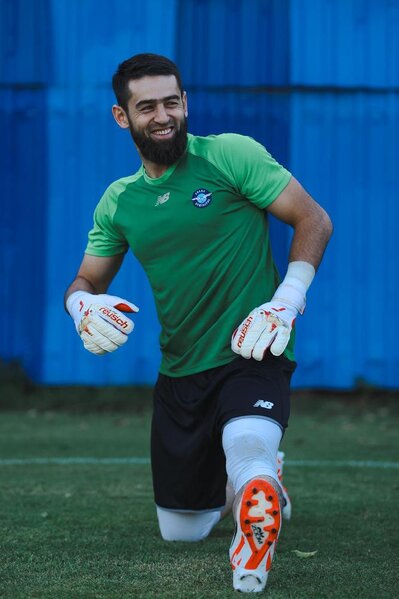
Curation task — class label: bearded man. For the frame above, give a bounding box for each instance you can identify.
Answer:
[64,53,332,594]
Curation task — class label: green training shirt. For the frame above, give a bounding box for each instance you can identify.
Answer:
[86,133,294,376]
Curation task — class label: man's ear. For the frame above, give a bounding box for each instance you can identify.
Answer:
[112,105,130,129]
[182,91,188,117]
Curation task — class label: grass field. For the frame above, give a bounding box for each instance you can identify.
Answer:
[0,386,398,598]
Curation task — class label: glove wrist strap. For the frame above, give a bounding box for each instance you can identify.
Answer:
[272,261,315,314]
[66,290,94,322]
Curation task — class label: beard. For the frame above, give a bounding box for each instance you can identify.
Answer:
[128,116,188,166]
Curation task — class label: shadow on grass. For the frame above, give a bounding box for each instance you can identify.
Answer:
[1,358,399,415]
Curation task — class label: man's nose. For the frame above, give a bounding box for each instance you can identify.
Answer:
[153,103,169,123]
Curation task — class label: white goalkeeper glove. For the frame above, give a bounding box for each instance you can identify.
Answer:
[66,291,139,355]
[231,261,315,361]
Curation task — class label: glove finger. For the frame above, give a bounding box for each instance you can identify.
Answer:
[91,305,134,335]
[83,340,107,355]
[80,331,107,355]
[97,294,139,313]
[232,313,264,359]
[239,333,261,359]
[114,301,139,313]
[231,318,248,353]
[270,326,291,356]
[81,327,119,353]
[89,314,129,346]
[252,327,278,361]
[251,311,287,360]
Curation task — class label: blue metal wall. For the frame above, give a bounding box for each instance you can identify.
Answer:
[1,0,398,388]
[43,0,178,384]
[0,0,50,377]
[288,0,399,388]
[290,91,399,388]
[290,0,399,87]
[177,0,290,86]
[0,86,48,378]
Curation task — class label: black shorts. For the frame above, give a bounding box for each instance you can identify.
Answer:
[151,355,296,511]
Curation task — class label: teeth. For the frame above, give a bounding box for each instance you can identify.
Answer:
[153,128,172,136]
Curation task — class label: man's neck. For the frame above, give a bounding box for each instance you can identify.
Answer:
[142,159,169,179]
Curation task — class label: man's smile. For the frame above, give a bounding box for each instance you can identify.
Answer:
[150,126,176,140]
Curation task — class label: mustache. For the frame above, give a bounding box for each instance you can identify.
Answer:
[149,122,176,133]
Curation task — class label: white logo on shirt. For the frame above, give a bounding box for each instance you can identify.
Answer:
[155,192,170,207]
[253,400,274,410]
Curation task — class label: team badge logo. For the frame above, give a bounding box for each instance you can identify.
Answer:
[192,188,213,208]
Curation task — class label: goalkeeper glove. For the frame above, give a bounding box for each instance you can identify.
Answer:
[231,261,315,361]
[66,291,139,355]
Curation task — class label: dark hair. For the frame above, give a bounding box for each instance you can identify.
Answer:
[112,53,184,111]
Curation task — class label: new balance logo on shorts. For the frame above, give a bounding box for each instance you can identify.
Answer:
[253,400,274,409]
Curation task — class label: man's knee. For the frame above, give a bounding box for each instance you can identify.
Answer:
[156,507,221,542]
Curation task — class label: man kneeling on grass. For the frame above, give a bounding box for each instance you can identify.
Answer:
[64,53,332,593]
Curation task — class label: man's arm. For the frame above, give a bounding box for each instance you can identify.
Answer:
[232,177,332,360]
[266,176,333,269]
[64,253,125,308]
[65,253,139,355]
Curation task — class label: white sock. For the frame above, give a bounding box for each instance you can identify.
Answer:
[156,507,221,542]
[222,417,282,493]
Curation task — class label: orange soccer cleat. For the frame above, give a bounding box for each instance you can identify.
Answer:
[230,478,282,593]
[277,450,292,521]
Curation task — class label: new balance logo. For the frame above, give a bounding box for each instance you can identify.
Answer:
[253,400,274,409]
[155,192,170,207]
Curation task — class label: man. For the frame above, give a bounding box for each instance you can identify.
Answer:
[65,53,332,593]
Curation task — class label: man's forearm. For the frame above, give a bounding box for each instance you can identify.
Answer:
[288,208,333,270]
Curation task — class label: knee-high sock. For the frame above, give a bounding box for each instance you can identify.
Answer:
[222,417,282,494]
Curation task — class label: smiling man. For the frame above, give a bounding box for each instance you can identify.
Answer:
[64,53,332,593]
[113,73,188,171]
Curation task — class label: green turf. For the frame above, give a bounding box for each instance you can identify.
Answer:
[0,393,398,598]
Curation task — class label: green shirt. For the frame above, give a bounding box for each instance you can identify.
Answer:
[86,133,293,376]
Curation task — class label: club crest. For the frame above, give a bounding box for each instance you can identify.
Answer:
[192,188,213,208]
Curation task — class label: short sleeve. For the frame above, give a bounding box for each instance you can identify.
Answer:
[207,134,292,209]
[85,184,128,257]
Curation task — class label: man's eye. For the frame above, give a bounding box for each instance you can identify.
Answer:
[140,106,153,113]
[166,101,179,108]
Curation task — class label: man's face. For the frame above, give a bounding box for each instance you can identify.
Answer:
[122,75,188,166]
